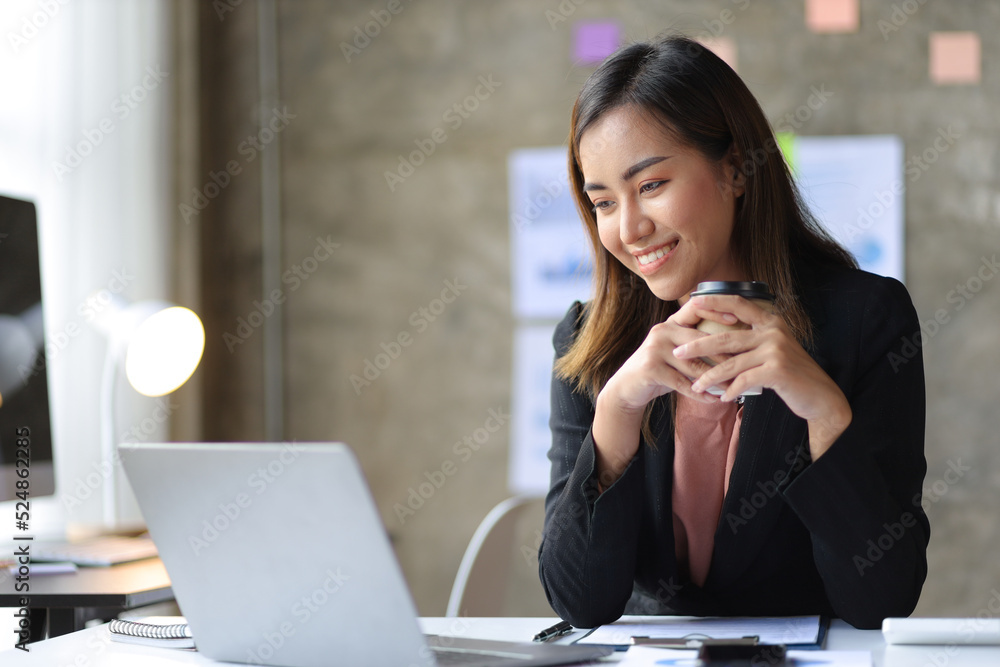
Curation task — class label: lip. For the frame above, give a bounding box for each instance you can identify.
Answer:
[632,240,679,276]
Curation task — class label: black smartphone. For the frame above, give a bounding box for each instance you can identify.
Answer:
[696,642,788,666]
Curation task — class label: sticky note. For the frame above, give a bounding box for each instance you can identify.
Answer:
[698,37,738,73]
[572,21,622,65]
[929,31,981,84]
[805,0,859,33]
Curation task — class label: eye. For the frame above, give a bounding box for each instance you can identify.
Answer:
[640,180,667,194]
[591,200,615,214]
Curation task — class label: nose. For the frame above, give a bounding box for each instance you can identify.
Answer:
[618,196,654,245]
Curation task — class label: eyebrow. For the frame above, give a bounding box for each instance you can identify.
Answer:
[582,156,671,192]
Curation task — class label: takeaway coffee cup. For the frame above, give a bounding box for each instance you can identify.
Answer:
[688,281,775,396]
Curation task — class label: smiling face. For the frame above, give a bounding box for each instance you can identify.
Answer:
[578,105,745,302]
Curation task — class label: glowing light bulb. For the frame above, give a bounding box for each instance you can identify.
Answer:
[124,306,205,397]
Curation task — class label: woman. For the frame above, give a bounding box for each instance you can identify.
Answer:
[538,34,928,630]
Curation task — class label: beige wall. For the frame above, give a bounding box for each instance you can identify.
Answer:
[191,1,1000,616]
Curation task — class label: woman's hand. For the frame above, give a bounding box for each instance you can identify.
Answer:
[671,294,853,460]
[592,303,735,486]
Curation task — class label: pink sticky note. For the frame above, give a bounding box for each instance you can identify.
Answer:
[930,32,981,84]
[698,37,738,73]
[573,21,622,65]
[805,0,859,33]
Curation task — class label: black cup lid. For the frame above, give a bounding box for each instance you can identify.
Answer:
[690,281,774,301]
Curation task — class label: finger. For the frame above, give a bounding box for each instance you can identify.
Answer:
[677,378,722,404]
[718,367,769,403]
[648,322,736,384]
[648,321,721,368]
[691,350,763,396]
[644,359,721,404]
[650,320,713,347]
[670,298,739,328]
[687,306,744,329]
[689,294,776,327]
[696,378,733,398]
[671,351,718,382]
[673,328,757,361]
[657,365,719,403]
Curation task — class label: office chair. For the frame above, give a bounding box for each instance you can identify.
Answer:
[446,495,551,617]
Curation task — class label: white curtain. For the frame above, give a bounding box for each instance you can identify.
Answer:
[0,0,173,532]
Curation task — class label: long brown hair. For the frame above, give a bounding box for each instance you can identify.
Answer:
[556,34,856,404]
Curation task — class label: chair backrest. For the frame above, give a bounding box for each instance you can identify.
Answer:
[446,495,550,617]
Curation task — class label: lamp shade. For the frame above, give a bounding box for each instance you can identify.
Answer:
[92,296,205,397]
[123,306,205,397]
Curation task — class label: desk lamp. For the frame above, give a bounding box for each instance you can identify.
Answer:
[94,296,205,527]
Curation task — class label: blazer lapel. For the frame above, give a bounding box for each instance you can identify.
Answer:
[704,389,808,590]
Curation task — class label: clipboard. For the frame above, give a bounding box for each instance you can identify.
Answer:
[575,615,829,651]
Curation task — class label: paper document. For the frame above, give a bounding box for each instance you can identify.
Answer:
[615,646,870,666]
[578,615,822,646]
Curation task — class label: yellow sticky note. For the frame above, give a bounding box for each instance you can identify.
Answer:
[697,37,738,73]
[929,32,981,85]
[805,0,859,34]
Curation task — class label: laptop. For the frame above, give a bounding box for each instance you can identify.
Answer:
[118,442,610,667]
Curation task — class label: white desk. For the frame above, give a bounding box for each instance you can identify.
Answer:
[3,616,1000,665]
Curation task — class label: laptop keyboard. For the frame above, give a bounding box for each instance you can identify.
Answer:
[33,536,158,566]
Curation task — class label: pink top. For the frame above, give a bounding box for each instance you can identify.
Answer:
[671,396,743,587]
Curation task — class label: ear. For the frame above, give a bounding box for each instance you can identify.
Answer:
[724,144,746,198]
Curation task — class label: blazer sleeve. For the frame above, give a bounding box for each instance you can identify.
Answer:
[537,302,654,628]
[783,276,929,629]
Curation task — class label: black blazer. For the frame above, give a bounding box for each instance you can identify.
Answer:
[538,263,929,630]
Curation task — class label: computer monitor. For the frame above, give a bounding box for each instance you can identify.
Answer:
[0,195,55,501]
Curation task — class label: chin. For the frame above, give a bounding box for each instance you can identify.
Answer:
[638,274,696,301]
[642,277,690,302]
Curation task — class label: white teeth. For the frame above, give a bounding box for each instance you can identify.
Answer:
[637,242,676,266]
